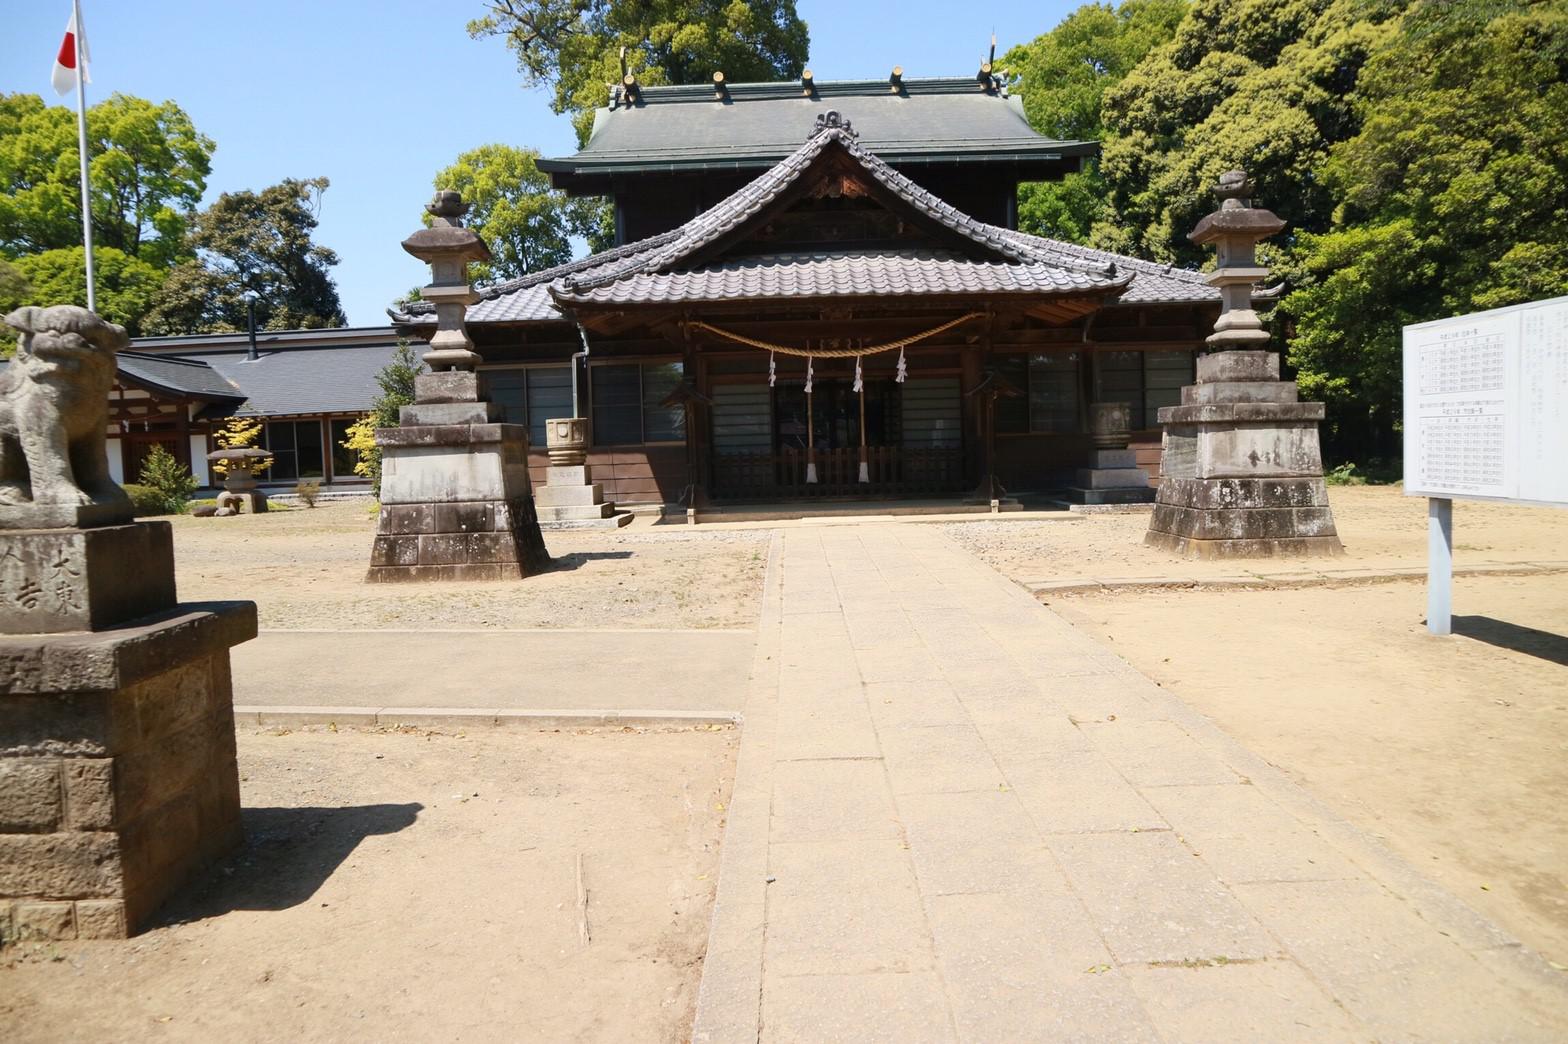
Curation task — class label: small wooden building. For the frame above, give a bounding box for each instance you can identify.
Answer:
[392,77,1233,508]
[105,327,406,489]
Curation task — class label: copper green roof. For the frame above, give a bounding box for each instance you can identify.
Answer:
[539,77,1094,192]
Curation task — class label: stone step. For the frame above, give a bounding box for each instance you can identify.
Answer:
[539,512,635,530]
[1072,467,1152,490]
[535,502,618,521]
[534,483,606,509]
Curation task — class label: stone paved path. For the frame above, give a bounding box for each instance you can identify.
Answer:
[693,524,1568,1042]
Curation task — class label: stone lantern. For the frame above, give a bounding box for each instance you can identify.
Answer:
[364,190,549,580]
[206,446,272,514]
[1143,171,1342,557]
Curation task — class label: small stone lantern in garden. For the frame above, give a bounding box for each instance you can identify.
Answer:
[206,446,271,514]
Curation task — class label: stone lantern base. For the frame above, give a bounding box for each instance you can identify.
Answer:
[535,417,631,529]
[366,372,549,581]
[1067,402,1155,506]
[1144,351,1343,558]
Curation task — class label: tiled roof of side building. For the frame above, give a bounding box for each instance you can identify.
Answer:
[538,78,1096,182]
[176,342,408,418]
[115,351,246,400]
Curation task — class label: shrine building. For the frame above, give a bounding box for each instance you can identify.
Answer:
[391,74,1245,510]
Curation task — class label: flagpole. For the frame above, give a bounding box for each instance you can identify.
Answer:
[72,0,95,312]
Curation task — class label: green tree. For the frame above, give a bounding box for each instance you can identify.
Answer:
[0,257,30,355]
[342,340,423,497]
[1278,0,1568,458]
[1005,0,1187,242]
[144,177,346,334]
[0,92,212,267]
[136,444,198,514]
[1097,0,1410,263]
[469,0,810,142]
[11,245,164,336]
[431,144,609,281]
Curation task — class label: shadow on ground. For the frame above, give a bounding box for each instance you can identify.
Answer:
[549,550,635,571]
[1454,615,1568,667]
[155,803,422,927]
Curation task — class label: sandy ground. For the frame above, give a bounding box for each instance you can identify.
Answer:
[1057,577,1568,968]
[947,485,1568,581]
[950,486,1568,967]
[1,725,737,1043]
[168,503,769,630]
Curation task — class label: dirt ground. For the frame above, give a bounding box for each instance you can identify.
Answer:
[951,486,1568,968]
[0,725,737,1043]
[168,503,769,630]
[947,485,1568,581]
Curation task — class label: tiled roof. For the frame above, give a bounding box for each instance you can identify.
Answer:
[391,120,1221,326]
[996,230,1217,304]
[559,249,1121,305]
[579,125,1100,290]
[538,78,1095,183]
[176,342,408,417]
[116,351,245,400]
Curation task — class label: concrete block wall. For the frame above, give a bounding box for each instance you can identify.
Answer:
[0,651,243,941]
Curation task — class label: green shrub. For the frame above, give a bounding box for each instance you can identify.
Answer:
[136,445,198,514]
[121,483,169,516]
[1324,462,1367,487]
[295,479,321,507]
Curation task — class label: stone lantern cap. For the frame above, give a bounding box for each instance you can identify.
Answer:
[1190,170,1286,246]
[206,447,271,464]
[401,190,493,265]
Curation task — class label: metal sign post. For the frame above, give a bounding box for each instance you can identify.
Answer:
[1426,497,1452,636]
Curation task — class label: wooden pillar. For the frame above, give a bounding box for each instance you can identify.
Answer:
[959,345,984,488]
[687,341,710,511]
[322,417,334,483]
[175,399,191,468]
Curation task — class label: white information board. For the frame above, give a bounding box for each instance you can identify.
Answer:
[1404,294,1568,506]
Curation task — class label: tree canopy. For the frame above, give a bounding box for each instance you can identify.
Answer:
[1278,0,1568,456]
[1006,0,1567,464]
[144,177,347,334]
[469,0,810,142]
[12,246,165,336]
[1096,0,1408,264]
[0,92,212,269]
[1004,0,1187,242]
[431,144,609,282]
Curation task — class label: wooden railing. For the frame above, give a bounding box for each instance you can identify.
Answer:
[712,446,964,499]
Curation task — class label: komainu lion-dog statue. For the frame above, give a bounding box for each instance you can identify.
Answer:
[1,305,133,526]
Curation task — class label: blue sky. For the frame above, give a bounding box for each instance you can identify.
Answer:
[2,0,1082,325]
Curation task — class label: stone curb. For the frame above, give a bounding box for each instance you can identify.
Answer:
[691,529,785,1042]
[231,705,740,729]
[1026,561,1567,597]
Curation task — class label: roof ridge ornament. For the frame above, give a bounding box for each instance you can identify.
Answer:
[811,110,857,139]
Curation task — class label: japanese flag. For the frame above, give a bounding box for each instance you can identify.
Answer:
[51,7,90,97]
